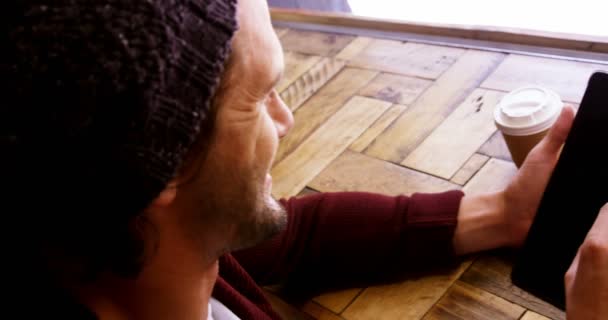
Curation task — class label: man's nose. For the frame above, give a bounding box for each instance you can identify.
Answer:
[271,93,294,138]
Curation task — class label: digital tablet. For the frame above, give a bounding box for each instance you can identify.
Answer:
[511,71,608,310]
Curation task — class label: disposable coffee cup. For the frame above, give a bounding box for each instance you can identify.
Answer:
[494,86,564,168]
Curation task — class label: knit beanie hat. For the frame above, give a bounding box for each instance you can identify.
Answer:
[1,0,238,276]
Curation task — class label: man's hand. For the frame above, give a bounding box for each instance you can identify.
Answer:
[501,106,576,247]
[453,106,575,255]
[565,203,608,319]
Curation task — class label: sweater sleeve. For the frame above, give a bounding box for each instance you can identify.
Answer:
[231,191,464,290]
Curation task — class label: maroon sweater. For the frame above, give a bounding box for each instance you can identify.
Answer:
[29,191,462,319]
[213,191,464,319]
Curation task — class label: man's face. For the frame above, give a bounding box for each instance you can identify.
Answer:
[172,0,293,253]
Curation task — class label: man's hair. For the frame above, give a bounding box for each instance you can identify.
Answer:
[1,0,237,282]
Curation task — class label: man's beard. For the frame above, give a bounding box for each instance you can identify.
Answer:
[183,160,289,258]
[228,194,288,252]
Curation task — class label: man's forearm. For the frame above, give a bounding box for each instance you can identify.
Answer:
[453,192,511,255]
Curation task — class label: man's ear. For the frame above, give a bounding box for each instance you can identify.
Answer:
[149,180,178,208]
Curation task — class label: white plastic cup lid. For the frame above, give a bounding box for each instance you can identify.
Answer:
[494,86,564,136]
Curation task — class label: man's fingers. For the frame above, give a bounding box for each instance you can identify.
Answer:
[565,204,608,296]
[538,106,575,155]
[564,204,608,320]
[579,204,608,264]
[574,203,608,284]
[565,250,580,293]
[586,203,608,241]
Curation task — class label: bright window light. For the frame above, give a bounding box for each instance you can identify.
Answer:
[348,0,608,37]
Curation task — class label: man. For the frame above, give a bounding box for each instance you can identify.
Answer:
[2,0,606,319]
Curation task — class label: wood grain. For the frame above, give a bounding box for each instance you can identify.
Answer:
[276,68,377,164]
[280,58,345,111]
[462,158,517,195]
[313,288,362,314]
[402,89,503,179]
[365,50,506,163]
[278,52,322,93]
[451,153,490,185]
[272,96,392,199]
[335,37,373,61]
[348,39,466,79]
[521,311,553,320]
[358,73,432,105]
[342,262,472,320]
[309,150,458,195]
[481,54,607,103]
[264,290,315,320]
[302,301,346,320]
[297,187,319,197]
[459,255,565,320]
[280,29,356,57]
[592,42,608,53]
[349,104,408,153]
[423,281,526,320]
[263,28,597,320]
[478,131,513,162]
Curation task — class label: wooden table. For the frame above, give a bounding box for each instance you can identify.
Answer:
[269,27,606,320]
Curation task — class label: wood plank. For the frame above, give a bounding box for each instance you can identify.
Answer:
[263,290,315,320]
[272,96,392,199]
[350,104,408,153]
[451,154,490,185]
[278,52,322,93]
[592,42,608,53]
[309,150,459,196]
[401,89,503,179]
[297,187,319,197]
[348,39,466,79]
[313,288,362,314]
[274,27,289,38]
[459,255,565,320]
[481,54,607,103]
[358,73,432,105]
[342,261,472,320]
[280,57,345,112]
[463,158,517,195]
[365,50,506,163]
[423,281,526,320]
[521,311,553,320]
[336,37,373,61]
[276,68,377,164]
[302,301,346,320]
[279,29,356,57]
[478,131,513,162]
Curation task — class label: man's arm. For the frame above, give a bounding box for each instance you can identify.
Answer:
[453,191,508,255]
[233,106,574,290]
[233,190,463,289]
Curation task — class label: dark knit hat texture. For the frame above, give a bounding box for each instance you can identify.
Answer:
[1,0,239,276]
[2,0,238,213]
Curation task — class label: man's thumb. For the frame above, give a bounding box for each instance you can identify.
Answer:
[539,106,575,155]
